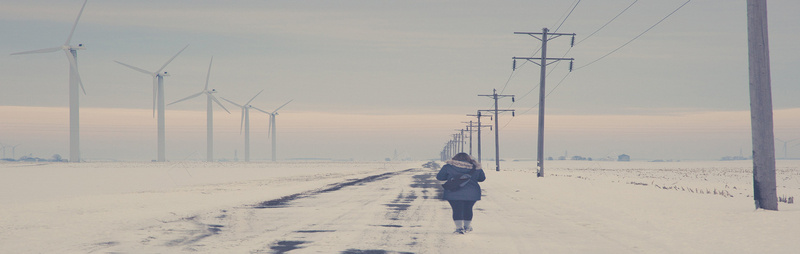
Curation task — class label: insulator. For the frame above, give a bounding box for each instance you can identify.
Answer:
[512,97,515,103]
[513,59,517,71]
[570,35,575,47]
[512,111,516,117]
[569,61,574,72]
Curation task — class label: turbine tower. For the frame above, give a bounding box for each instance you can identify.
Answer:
[115,45,189,162]
[11,0,89,163]
[168,57,230,162]
[221,90,264,162]
[10,144,21,161]
[254,100,293,162]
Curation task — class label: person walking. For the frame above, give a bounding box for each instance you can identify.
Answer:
[437,152,486,234]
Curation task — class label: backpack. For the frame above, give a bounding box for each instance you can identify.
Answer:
[442,168,476,191]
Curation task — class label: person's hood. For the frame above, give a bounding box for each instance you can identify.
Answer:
[445,159,482,170]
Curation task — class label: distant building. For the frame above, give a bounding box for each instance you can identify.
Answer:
[618,154,630,161]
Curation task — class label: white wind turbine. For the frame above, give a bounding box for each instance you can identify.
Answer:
[253,100,293,162]
[10,144,21,160]
[168,57,230,162]
[11,0,89,163]
[221,90,264,162]
[115,45,189,162]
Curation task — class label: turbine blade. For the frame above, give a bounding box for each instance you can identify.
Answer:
[220,96,243,108]
[245,89,264,106]
[168,91,203,105]
[239,109,245,134]
[204,57,213,91]
[65,0,89,45]
[251,106,270,115]
[115,61,153,75]
[272,99,293,114]
[65,50,86,95]
[157,44,189,73]
[10,47,61,55]
[209,95,231,114]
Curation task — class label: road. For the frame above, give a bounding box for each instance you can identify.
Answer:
[88,167,467,253]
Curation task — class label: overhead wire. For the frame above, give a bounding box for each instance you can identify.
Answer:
[500,0,690,129]
[514,0,691,107]
[574,0,692,71]
[500,0,581,95]
[494,0,582,129]
[511,0,636,105]
[575,0,639,46]
[554,0,582,33]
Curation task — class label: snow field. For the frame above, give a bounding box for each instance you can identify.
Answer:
[1,160,799,253]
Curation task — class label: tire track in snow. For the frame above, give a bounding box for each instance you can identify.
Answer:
[251,168,414,209]
[249,167,448,254]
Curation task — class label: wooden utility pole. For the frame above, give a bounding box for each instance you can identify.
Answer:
[746,0,778,210]
[462,122,475,155]
[479,89,515,171]
[468,112,493,163]
[514,28,575,177]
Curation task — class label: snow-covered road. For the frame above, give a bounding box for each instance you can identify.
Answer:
[80,167,456,253]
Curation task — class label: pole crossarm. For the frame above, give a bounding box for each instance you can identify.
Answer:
[513,57,574,68]
[514,31,576,38]
[514,32,576,45]
[479,109,515,115]
[478,94,515,99]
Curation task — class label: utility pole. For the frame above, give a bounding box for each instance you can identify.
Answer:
[459,129,466,153]
[462,121,484,156]
[452,133,460,154]
[746,0,778,210]
[463,121,474,155]
[479,89,515,171]
[513,28,575,177]
[468,113,493,163]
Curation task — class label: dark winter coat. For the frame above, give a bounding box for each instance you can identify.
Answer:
[436,160,486,201]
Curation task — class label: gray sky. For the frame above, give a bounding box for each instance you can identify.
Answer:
[1,0,799,161]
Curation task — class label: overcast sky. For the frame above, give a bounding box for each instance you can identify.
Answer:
[1,0,799,162]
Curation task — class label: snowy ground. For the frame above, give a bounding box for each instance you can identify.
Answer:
[1,160,799,253]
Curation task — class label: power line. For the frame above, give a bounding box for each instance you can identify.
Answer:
[506,0,635,102]
[575,0,692,71]
[554,0,582,33]
[504,0,581,94]
[575,0,639,46]
[507,71,572,125]
[509,0,688,118]
[498,0,689,132]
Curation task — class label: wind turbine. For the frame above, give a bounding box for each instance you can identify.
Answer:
[221,90,264,162]
[9,144,20,161]
[11,0,89,163]
[115,44,189,162]
[253,100,293,162]
[168,57,230,162]
[775,138,798,160]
